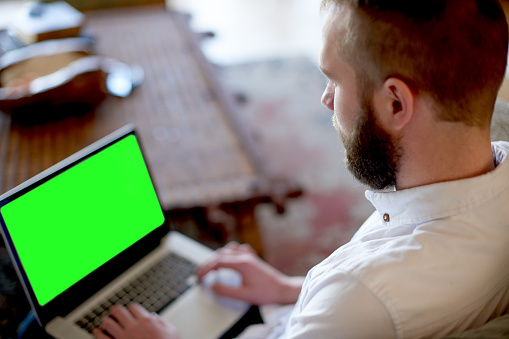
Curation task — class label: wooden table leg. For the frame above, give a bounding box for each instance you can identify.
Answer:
[233,202,264,257]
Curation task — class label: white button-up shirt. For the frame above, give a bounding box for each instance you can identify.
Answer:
[281,141,509,338]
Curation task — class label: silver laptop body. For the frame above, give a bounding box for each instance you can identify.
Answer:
[0,125,248,339]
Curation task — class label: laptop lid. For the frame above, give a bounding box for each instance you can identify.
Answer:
[0,125,168,327]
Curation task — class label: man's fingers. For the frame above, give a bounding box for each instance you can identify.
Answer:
[102,316,124,338]
[220,242,255,255]
[127,303,151,319]
[223,241,241,250]
[215,248,240,256]
[92,327,111,339]
[238,243,256,254]
[196,243,260,281]
[197,256,245,279]
[109,304,135,325]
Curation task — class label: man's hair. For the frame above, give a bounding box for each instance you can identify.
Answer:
[321,0,509,127]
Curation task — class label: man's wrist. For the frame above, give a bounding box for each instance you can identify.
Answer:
[277,276,305,304]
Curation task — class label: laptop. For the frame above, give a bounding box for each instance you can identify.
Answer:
[0,125,249,339]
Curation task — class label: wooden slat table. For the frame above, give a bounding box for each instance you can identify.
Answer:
[0,5,302,254]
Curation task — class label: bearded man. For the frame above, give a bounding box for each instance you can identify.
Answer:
[94,1,509,338]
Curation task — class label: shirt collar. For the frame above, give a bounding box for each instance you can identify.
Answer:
[364,142,509,225]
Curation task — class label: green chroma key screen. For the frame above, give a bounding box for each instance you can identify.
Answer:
[0,135,164,306]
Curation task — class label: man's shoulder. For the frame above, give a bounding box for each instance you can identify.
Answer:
[311,216,509,337]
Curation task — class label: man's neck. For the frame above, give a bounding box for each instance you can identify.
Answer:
[395,122,494,190]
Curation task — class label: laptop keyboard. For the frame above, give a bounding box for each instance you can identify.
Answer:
[75,252,197,333]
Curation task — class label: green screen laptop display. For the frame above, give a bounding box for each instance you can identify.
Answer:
[0,135,164,306]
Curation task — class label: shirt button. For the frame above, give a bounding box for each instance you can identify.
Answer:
[383,213,390,222]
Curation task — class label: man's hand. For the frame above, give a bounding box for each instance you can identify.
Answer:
[92,303,179,339]
[196,242,304,305]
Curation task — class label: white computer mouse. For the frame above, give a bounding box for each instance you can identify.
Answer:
[202,268,249,310]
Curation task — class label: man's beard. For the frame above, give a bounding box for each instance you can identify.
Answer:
[335,99,402,190]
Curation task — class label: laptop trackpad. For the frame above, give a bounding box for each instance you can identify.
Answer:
[160,285,249,339]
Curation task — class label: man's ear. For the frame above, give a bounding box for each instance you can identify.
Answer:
[374,77,414,132]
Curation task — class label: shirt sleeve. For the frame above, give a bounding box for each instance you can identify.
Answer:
[283,272,397,339]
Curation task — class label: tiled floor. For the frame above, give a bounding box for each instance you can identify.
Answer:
[168,0,324,66]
